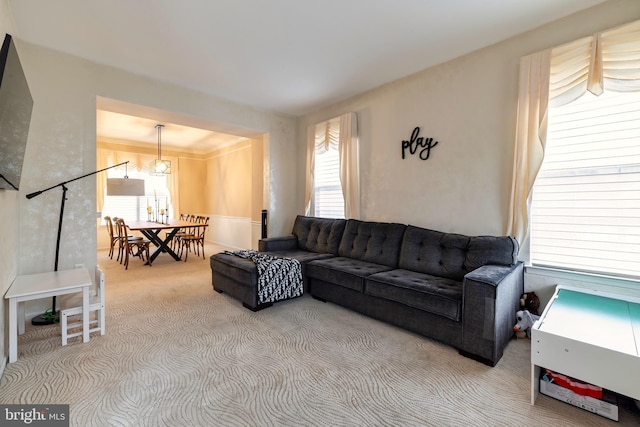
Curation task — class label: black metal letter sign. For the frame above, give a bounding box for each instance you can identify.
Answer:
[401,127,439,160]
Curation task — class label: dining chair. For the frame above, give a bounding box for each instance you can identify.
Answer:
[113,216,142,263]
[179,216,209,261]
[60,266,105,345]
[104,216,118,259]
[170,213,194,250]
[115,218,151,269]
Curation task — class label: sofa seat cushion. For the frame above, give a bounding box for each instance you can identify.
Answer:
[306,257,394,292]
[266,250,335,267]
[365,269,462,321]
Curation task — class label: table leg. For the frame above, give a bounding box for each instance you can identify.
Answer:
[531,364,540,404]
[82,286,89,343]
[17,300,25,335]
[141,228,182,262]
[9,298,17,363]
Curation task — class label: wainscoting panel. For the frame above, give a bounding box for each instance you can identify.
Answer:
[251,221,262,250]
[208,215,253,250]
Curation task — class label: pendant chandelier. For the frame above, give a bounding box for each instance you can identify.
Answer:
[151,124,171,175]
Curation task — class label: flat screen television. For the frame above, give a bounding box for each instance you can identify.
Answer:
[0,33,33,190]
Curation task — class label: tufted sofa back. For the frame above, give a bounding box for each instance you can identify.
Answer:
[292,215,346,255]
[338,219,406,268]
[399,225,519,281]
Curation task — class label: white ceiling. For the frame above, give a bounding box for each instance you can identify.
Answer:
[9,0,606,152]
[96,109,251,155]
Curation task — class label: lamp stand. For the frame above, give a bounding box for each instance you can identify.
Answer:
[27,161,129,325]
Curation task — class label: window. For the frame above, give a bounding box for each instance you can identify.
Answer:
[314,140,343,218]
[530,90,640,278]
[305,112,359,219]
[102,167,172,222]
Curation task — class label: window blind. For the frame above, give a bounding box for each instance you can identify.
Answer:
[314,147,344,218]
[530,90,640,278]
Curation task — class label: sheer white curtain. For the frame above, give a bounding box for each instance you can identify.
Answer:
[304,112,360,219]
[304,124,316,216]
[339,112,360,219]
[506,51,551,245]
[507,18,640,245]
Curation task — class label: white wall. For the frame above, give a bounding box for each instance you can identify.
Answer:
[0,0,17,376]
[297,0,640,309]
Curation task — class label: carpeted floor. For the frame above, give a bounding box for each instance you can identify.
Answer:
[1,243,638,426]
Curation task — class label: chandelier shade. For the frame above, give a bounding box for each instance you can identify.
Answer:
[151,124,171,175]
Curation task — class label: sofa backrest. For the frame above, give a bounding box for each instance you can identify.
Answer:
[399,225,519,281]
[338,219,406,268]
[292,215,346,255]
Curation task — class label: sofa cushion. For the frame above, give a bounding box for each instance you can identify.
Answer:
[365,269,462,321]
[464,235,519,271]
[306,257,394,292]
[338,219,406,268]
[399,226,470,281]
[292,215,346,255]
[399,226,519,282]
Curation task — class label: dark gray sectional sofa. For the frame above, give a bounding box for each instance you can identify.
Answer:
[210,215,523,366]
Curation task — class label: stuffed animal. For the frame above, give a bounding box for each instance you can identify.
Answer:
[513,309,540,339]
[520,292,540,316]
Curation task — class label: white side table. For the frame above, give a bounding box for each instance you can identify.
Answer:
[4,268,91,363]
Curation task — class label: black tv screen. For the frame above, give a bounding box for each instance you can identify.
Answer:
[0,33,33,190]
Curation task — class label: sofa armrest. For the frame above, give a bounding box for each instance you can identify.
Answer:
[259,235,298,252]
[459,262,524,366]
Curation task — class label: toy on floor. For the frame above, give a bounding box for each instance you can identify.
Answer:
[520,291,540,315]
[513,309,540,339]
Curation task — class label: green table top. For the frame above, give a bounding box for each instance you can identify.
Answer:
[539,288,640,356]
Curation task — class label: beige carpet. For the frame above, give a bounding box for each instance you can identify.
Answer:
[2,243,639,426]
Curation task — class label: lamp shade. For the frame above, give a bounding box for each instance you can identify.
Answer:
[107,178,145,196]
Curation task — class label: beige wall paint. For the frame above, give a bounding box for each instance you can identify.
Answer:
[298,0,640,238]
[206,143,253,218]
[178,157,207,215]
[251,139,264,222]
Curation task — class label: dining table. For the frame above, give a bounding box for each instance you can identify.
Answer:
[126,220,208,263]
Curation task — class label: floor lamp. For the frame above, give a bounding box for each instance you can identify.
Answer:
[26,160,144,325]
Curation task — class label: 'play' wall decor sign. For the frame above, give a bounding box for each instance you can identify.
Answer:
[401,127,439,160]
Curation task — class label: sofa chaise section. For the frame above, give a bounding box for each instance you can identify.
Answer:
[210,216,345,310]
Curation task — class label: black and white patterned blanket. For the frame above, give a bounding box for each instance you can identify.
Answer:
[224,250,303,304]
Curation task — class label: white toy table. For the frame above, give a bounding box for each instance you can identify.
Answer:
[531,285,640,404]
[4,268,91,363]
